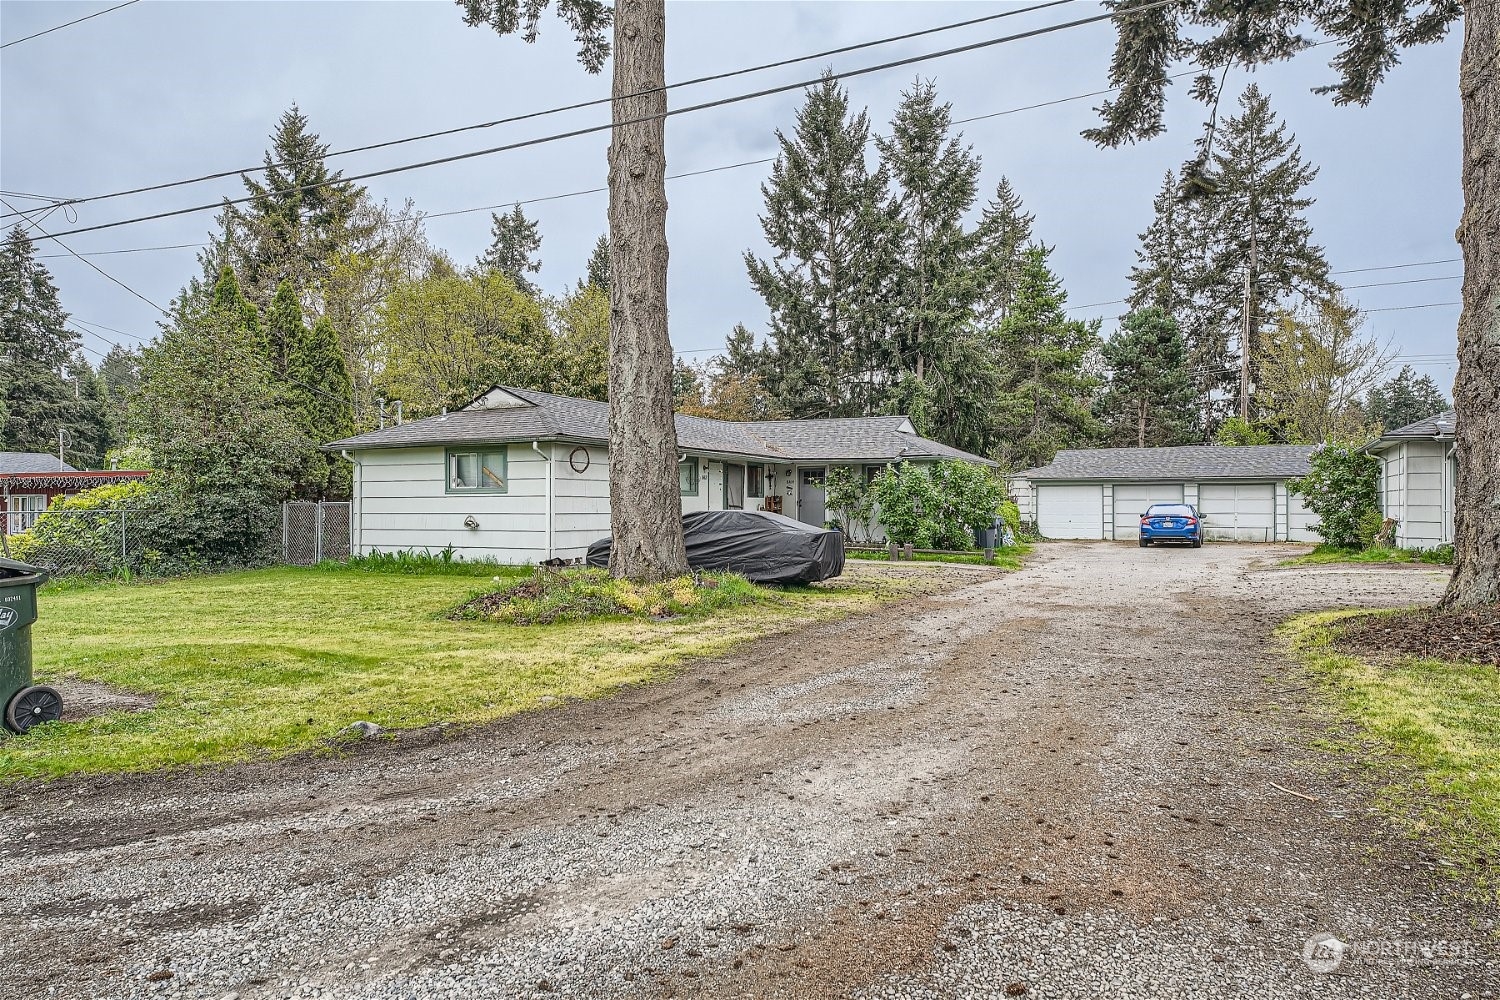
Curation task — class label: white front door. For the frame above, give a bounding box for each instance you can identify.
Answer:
[1112,484,1185,539]
[1199,483,1275,541]
[1037,484,1104,539]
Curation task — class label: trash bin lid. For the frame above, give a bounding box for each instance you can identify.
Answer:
[0,555,48,586]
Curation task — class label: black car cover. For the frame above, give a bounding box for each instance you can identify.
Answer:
[586,509,844,585]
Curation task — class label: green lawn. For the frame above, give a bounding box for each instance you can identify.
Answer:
[1281,544,1455,567]
[2,564,924,781]
[1283,612,1500,899]
[845,544,1029,571]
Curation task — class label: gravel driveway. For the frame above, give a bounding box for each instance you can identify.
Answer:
[4,544,1495,999]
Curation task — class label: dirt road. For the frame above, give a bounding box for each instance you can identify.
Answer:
[4,544,1494,999]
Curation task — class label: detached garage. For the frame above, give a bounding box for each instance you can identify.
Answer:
[1011,445,1319,543]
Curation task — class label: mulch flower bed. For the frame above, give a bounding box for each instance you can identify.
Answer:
[1334,604,1500,667]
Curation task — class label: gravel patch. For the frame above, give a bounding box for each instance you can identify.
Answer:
[2,549,1494,999]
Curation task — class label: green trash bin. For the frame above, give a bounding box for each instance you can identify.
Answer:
[0,556,60,734]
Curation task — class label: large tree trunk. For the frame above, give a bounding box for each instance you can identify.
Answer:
[605,0,688,582]
[1443,3,1500,607]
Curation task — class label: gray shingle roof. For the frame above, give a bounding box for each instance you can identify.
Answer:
[326,387,994,465]
[1380,409,1456,440]
[1017,445,1315,482]
[0,452,77,474]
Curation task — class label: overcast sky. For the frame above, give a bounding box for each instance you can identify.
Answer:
[0,1,1464,392]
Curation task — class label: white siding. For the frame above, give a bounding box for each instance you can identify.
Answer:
[1037,484,1105,539]
[552,443,610,558]
[1287,489,1319,543]
[1111,483,1185,540]
[1402,440,1449,548]
[354,445,551,564]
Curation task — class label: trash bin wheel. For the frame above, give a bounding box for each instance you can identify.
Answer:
[5,685,62,734]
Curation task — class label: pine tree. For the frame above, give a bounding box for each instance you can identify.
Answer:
[97,344,142,453]
[745,73,896,418]
[1201,84,1336,417]
[972,176,1035,328]
[264,280,306,378]
[1364,366,1450,431]
[478,204,543,295]
[207,106,369,308]
[991,246,1102,469]
[0,225,77,456]
[287,315,355,498]
[584,233,609,291]
[58,352,112,468]
[876,79,993,450]
[210,265,266,359]
[1096,308,1199,447]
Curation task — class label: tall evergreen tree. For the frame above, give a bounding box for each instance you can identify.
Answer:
[1364,366,1450,432]
[265,280,305,378]
[584,233,610,291]
[746,73,896,418]
[1200,84,1336,417]
[287,315,356,498]
[1096,308,1199,447]
[0,225,77,457]
[972,176,1035,329]
[206,106,369,309]
[877,79,982,385]
[478,204,543,295]
[991,246,1103,470]
[97,344,142,454]
[63,352,113,468]
[876,79,992,449]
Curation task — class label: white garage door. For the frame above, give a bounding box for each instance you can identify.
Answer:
[1112,483,1186,539]
[1288,490,1319,542]
[1199,483,1275,542]
[1038,484,1104,539]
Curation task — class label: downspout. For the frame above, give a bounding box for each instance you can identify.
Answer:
[1443,440,1458,544]
[340,450,362,556]
[532,441,553,561]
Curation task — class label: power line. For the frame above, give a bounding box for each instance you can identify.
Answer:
[1,0,1078,220]
[37,0,1185,241]
[0,0,140,50]
[0,197,169,315]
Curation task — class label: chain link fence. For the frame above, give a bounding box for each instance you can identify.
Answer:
[282,501,352,566]
[4,501,352,579]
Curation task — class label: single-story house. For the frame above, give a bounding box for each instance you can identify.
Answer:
[325,386,992,564]
[1365,410,1456,549]
[1010,445,1319,542]
[1,453,152,534]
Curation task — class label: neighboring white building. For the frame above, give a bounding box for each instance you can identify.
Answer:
[1010,445,1320,542]
[326,386,992,564]
[1365,410,1456,549]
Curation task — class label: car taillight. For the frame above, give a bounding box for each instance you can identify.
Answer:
[1140,517,1149,524]
[1185,517,1197,525]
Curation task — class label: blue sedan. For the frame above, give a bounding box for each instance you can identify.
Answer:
[1138,504,1204,548]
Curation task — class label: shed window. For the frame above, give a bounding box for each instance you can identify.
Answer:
[747,465,765,498]
[7,494,46,533]
[679,460,699,496]
[447,449,507,492]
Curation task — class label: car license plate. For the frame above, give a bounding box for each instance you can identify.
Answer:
[1167,520,1178,528]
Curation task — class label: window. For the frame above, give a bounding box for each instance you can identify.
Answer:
[747,465,765,498]
[446,448,508,492]
[679,460,699,496]
[864,464,886,486]
[7,495,46,533]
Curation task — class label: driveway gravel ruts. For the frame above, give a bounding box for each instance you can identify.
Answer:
[3,544,1495,999]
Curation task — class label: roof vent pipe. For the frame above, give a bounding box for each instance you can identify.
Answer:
[395,400,404,425]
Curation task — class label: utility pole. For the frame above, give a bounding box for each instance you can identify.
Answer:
[1240,209,1257,423]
